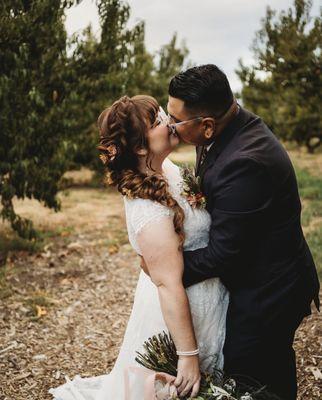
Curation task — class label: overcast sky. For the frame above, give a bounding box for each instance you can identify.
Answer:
[65,0,320,92]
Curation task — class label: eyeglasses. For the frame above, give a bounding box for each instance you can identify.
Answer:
[156,107,170,125]
[154,106,204,136]
[167,115,204,136]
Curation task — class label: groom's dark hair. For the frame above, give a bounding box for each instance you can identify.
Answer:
[168,64,234,117]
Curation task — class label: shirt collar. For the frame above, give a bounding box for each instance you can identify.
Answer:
[206,142,214,152]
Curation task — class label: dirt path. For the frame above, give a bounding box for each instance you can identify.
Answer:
[0,189,141,399]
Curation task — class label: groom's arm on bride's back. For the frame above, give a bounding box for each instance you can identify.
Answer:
[183,157,273,287]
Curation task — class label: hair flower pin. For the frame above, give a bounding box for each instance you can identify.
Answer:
[98,143,118,164]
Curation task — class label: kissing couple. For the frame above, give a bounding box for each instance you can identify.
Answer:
[49,64,320,400]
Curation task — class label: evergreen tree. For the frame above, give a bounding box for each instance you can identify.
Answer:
[236,0,321,152]
[0,0,79,238]
[69,0,188,170]
[66,0,153,170]
[154,33,189,107]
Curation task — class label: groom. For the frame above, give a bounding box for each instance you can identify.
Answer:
[167,65,320,400]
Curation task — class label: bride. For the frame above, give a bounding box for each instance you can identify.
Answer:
[49,95,229,399]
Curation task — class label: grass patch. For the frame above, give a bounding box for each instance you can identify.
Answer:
[38,225,74,240]
[0,233,42,255]
[296,166,322,201]
[301,200,322,227]
[306,226,322,280]
[0,224,75,260]
[0,265,12,299]
[294,165,322,278]
[295,166,322,227]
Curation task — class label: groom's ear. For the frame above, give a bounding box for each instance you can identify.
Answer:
[202,118,216,140]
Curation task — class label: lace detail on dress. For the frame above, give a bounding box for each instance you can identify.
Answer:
[124,197,174,255]
[127,198,173,235]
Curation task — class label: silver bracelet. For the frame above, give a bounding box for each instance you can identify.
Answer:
[176,348,199,356]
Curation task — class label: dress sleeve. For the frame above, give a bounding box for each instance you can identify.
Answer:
[127,198,174,236]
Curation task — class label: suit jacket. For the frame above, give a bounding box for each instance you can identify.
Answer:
[183,106,320,345]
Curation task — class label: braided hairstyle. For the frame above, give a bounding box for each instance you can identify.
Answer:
[97,95,185,249]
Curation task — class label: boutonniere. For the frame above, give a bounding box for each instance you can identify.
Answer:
[180,165,206,209]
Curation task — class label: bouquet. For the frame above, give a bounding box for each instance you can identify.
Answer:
[135,331,282,400]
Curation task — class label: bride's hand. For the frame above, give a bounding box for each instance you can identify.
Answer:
[174,355,201,398]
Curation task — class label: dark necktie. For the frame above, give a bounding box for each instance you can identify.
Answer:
[196,145,208,176]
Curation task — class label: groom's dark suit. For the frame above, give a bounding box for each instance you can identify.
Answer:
[182,106,320,400]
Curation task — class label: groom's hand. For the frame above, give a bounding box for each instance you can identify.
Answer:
[139,256,150,276]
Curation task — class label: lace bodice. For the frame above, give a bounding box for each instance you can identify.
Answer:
[123,158,211,255]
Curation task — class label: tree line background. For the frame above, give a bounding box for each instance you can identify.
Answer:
[0,0,321,239]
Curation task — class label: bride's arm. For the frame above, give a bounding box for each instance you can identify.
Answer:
[136,216,201,398]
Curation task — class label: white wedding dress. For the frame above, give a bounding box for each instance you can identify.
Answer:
[49,158,229,400]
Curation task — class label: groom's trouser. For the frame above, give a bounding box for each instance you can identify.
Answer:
[223,310,306,400]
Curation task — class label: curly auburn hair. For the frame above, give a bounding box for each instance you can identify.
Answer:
[97,95,185,249]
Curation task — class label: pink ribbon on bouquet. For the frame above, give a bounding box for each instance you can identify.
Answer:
[124,366,178,400]
[144,372,178,399]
